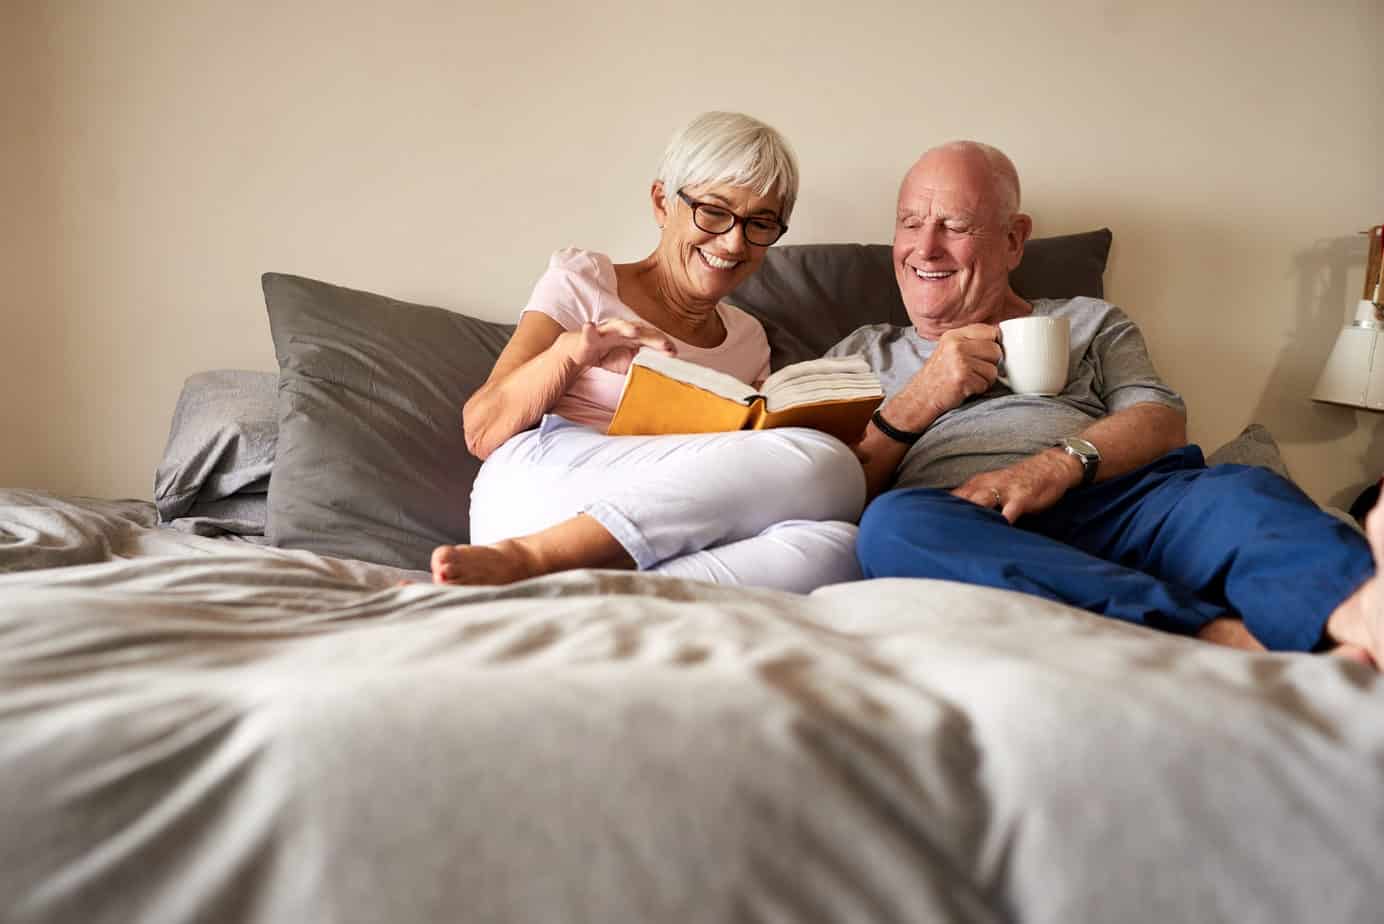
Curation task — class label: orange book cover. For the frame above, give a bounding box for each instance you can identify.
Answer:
[607,353,882,445]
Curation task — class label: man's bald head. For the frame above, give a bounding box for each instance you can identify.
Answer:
[908,141,1021,222]
[892,139,1033,336]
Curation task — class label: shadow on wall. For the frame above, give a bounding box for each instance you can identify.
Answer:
[1344,426,1384,511]
[1318,411,1384,511]
[1251,233,1379,508]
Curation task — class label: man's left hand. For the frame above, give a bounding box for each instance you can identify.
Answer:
[951,448,1082,523]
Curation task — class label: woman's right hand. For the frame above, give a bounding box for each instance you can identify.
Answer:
[464,314,675,460]
[562,320,676,375]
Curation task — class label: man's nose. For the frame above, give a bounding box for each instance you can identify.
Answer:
[914,222,944,259]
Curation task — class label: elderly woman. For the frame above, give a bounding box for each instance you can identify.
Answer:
[432,112,864,591]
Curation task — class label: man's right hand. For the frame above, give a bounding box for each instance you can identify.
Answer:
[562,320,676,375]
[901,323,1002,420]
[853,323,1002,502]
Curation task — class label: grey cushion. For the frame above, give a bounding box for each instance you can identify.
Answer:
[264,272,514,569]
[1203,425,1363,531]
[729,228,1114,368]
[154,369,278,524]
[1205,423,1292,480]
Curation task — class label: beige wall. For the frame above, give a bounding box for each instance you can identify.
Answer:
[5,0,1382,507]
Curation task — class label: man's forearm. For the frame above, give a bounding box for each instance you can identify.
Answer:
[855,426,908,501]
[1072,402,1188,482]
[856,394,945,501]
[859,400,1187,503]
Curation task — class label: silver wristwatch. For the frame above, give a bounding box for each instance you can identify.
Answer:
[1057,436,1101,486]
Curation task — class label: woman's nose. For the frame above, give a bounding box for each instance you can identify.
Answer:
[719,221,750,254]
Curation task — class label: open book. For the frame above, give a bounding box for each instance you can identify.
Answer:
[606,350,884,444]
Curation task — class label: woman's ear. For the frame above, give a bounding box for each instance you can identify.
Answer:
[650,181,669,230]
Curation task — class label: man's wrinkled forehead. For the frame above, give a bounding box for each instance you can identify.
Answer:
[896,157,996,221]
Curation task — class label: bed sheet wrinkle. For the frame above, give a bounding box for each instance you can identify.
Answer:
[4,490,1384,922]
[6,683,283,924]
[767,647,992,874]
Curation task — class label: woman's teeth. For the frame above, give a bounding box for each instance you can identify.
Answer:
[914,268,953,279]
[699,249,738,270]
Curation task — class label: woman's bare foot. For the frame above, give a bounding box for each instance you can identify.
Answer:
[1323,502,1384,671]
[431,540,540,585]
[430,515,636,586]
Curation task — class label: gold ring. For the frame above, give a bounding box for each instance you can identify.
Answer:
[990,488,1002,508]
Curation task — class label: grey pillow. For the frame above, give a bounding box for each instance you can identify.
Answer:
[165,495,271,538]
[262,233,1111,568]
[154,370,278,524]
[264,272,514,569]
[728,229,1114,368]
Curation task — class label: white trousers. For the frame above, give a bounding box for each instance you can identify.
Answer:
[470,416,866,593]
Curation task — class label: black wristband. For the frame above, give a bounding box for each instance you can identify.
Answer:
[871,409,927,445]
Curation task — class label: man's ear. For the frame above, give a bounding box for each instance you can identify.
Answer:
[650,181,670,230]
[1006,212,1034,269]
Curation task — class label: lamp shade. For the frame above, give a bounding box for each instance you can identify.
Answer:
[1312,300,1384,410]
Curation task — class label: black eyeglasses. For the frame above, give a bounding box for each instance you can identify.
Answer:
[677,190,787,247]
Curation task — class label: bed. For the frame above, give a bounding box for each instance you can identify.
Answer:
[3,232,1382,923]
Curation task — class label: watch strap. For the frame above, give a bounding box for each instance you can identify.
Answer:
[871,409,927,445]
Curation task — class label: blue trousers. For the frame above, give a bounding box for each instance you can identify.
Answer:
[856,446,1374,651]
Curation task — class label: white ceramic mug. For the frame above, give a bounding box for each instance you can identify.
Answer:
[999,316,1069,395]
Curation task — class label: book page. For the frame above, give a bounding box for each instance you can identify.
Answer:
[760,355,882,412]
[627,350,759,406]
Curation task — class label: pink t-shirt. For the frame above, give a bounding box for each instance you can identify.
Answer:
[521,248,772,430]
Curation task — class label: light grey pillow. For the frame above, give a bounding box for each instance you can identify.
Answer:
[1205,423,1292,480]
[264,273,514,569]
[154,370,278,524]
[728,229,1114,368]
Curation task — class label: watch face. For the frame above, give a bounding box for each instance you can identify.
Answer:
[1060,437,1100,485]
[1065,437,1099,461]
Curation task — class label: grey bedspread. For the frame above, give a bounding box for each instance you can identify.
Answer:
[1,489,1381,923]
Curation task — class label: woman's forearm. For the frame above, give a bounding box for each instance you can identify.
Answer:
[463,335,584,459]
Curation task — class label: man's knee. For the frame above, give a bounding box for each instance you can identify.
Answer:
[857,488,959,577]
[1193,462,1313,513]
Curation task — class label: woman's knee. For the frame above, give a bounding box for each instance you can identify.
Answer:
[772,430,866,522]
[809,521,864,586]
[760,519,863,589]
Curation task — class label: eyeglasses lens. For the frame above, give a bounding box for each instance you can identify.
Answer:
[689,200,783,246]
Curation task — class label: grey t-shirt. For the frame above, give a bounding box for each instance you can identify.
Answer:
[826,297,1185,490]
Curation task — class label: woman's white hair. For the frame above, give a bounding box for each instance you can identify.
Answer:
[656,111,800,224]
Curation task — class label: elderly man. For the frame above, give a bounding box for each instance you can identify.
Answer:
[833,140,1384,666]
